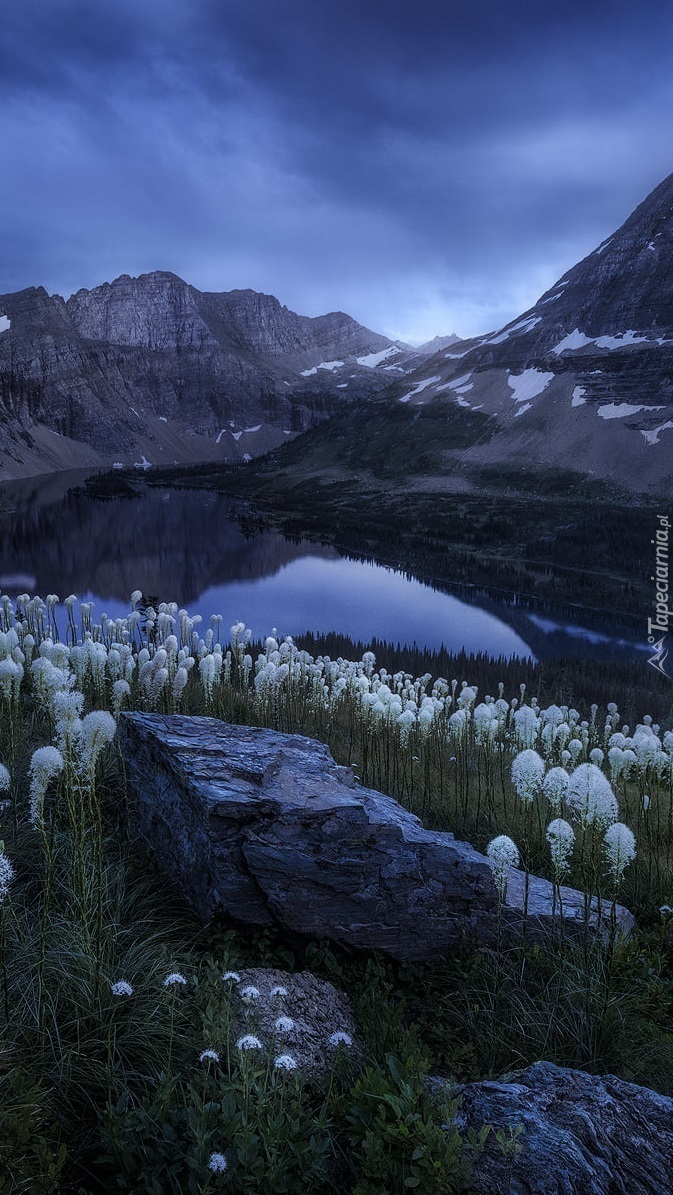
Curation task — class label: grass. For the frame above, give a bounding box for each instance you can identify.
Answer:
[1,594,673,1191]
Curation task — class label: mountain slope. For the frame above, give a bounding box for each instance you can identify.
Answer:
[356,172,673,494]
[0,272,422,480]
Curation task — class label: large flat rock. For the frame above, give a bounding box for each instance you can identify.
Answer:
[119,715,633,962]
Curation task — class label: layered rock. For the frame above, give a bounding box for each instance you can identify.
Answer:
[0,272,421,479]
[436,1061,673,1194]
[119,715,633,963]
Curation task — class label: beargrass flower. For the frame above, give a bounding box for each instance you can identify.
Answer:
[274,1054,298,1070]
[208,1152,228,1173]
[328,1031,353,1047]
[566,764,618,829]
[603,823,636,883]
[486,835,519,898]
[222,970,241,982]
[0,851,15,904]
[111,980,133,997]
[199,1049,220,1064]
[0,764,10,792]
[236,1035,263,1050]
[511,750,545,804]
[546,819,575,879]
[163,972,187,987]
[80,710,117,769]
[28,746,64,826]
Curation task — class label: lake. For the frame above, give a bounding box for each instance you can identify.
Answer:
[0,471,646,663]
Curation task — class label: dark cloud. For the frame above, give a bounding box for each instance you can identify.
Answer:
[2,0,673,338]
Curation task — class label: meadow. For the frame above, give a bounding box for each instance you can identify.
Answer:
[1,591,672,1193]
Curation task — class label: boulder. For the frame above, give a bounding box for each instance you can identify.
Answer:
[225,966,361,1076]
[435,1061,673,1194]
[119,715,633,963]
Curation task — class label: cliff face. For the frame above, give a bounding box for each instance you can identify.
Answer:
[0,272,419,479]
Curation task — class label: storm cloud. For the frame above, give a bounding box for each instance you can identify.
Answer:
[2,0,673,340]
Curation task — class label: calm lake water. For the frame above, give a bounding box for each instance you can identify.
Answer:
[0,472,645,663]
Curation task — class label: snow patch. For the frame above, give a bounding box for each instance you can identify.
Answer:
[134,456,151,470]
[445,371,472,390]
[300,360,344,376]
[231,431,243,441]
[455,395,471,408]
[641,421,673,445]
[112,462,124,469]
[444,347,472,359]
[398,375,441,403]
[647,241,656,251]
[507,369,554,403]
[159,416,168,423]
[336,383,348,388]
[552,329,594,354]
[487,315,541,346]
[571,386,587,407]
[0,315,10,334]
[215,429,229,444]
[242,453,252,462]
[356,346,399,367]
[243,424,262,434]
[594,237,614,256]
[514,402,532,417]
[596,403,666,420]
[594,331,649,349]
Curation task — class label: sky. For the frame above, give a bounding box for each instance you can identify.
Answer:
[2,1,673,343]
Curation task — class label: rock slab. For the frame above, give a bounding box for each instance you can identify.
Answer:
[439,1060,673,1195]
[119,715,633,963]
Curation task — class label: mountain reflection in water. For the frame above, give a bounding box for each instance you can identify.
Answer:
[0,472,644,662]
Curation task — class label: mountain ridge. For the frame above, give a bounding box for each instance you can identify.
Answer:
[0,272,424,480]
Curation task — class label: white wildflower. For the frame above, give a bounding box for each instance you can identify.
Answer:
[542,767,569,814]
[269,985,288,998]
[222,970,241,982]
[28,745,64,826]
[603,823,636,884]
[111,980,133,997]
[546,819,575,880]
[274,1016,294,1034]
[199,1049,220,1064]
[328,1031,353,1047]
[274,1054,298,1070]
[239,984,261,1002]
[0,763,10,792]
[163,972,187,987]
[566,764,618,829]
[80,710,117,770]
[0,852,15,903]
[112,678,131,714]
[208,1152,228,1173]
[511,750,545,804]
[486,835,519,899]
[236,1034,263,1050]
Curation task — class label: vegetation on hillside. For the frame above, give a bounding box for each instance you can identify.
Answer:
[1,591,672,1192]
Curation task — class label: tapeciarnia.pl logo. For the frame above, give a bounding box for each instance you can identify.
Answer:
[647,514,671,678]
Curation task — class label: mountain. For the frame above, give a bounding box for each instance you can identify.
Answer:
[361,171,673,494]
[415,333,462,354]
[0,272,423,480]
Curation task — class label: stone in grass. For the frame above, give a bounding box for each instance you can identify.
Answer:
[431,1061,673,1194]
[120,715,634,963]
[228,967,361,1076]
